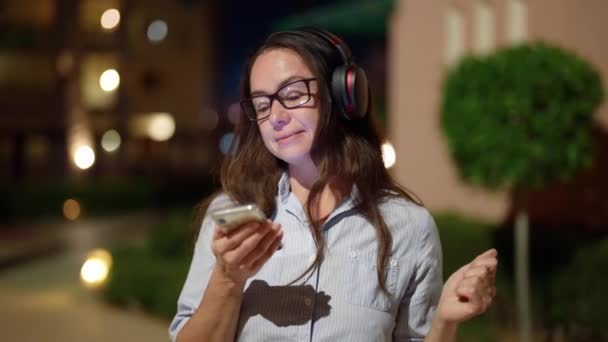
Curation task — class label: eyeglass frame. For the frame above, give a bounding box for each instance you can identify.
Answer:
[240,77,317,122]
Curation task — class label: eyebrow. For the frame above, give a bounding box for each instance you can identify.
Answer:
[250,75,310,97]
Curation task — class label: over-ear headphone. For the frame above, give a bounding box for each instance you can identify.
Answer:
[296,27,370,120]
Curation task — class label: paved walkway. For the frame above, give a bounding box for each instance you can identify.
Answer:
[0,212,173,342]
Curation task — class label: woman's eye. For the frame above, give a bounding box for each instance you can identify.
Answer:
[284,92,304,101]
[256,103,270,111]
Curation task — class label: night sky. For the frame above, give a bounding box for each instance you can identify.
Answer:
[215,0,339,103]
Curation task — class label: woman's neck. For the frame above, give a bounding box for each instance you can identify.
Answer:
[288,164,342,222]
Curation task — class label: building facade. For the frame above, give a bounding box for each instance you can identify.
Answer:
[0,0,220,184]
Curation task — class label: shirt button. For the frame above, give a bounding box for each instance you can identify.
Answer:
[304,298,312,306]
[349,250,358,259]
[390,258,398,268]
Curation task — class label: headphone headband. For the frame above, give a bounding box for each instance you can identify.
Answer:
[296,27,352,66]
[268,27,369,120]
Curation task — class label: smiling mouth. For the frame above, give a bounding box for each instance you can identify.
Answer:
[276,131,304,142]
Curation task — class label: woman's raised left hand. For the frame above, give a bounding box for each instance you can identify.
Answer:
[436,248,498,324]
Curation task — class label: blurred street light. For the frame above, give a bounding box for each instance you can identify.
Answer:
[62,199,81,221]
[80,249,113,288]
[147,20,168,43]
[382,141,396,169]
[100,9,121,31]
[73,145,96,169]
[99,69,120,92]
[148,113,175,141]
[101,129,121,152]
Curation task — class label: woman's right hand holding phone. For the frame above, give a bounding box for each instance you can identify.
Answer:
[176,219,282,341]
[211,220,283,286]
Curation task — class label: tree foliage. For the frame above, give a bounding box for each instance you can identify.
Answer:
[441,42,604,191]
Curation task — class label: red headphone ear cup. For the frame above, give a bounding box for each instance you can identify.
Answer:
[332,65,350,118]
[332,65,369,120]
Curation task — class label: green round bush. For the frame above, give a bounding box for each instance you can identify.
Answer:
[441,42,603,190]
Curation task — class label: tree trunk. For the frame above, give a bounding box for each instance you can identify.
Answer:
[515,205,532,342]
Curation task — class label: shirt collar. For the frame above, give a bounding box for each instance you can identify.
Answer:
[276,171,359,229]
[277,172,291,204]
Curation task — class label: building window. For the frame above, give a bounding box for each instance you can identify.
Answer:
[475,0,495,54]
[507,0,527,43]
[446,6,466,66]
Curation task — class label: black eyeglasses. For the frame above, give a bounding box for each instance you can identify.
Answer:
[241,78,316,121]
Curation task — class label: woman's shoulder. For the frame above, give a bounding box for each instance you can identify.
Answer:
[379,194,429,214]
[378,195,435,232]
[377,196,440,257]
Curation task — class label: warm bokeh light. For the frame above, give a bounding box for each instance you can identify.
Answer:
[147,20,168,43]
[80,249,113,288]
[73,145,96,169]
[148,113,175,141]
[101,129,121,152]
[99,69,120,92]
[382,141,396,169]
[100,9,121,30]
[62,199,81,221]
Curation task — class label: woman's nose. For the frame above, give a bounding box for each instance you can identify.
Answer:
[268,100,289,127]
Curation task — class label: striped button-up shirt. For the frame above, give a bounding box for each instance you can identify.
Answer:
[170,173,443,341]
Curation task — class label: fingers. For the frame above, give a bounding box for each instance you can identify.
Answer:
[240,223,283,270]
[212,220,282,269]
[455,249,498,316]
[213,221,263,255]
[466,248,498,275]
[473,249,498,266]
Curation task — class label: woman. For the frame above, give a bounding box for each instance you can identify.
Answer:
[170,28,497,342]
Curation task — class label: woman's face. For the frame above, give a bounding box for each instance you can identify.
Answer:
[249,48,320,168]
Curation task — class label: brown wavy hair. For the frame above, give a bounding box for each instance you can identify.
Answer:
[199,29,421,294]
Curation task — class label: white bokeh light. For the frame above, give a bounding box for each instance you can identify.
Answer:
[101,129,121,152]
[382,141,396,169]
[148,113,176,141]
[99,69,120,92]
[73,145,96,169]
[147,20,168,43]
[80,249,113,288]
[100,9,121,30]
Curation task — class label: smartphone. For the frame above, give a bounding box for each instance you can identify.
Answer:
[210,203,266,232]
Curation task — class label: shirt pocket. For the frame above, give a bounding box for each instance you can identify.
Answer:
[345,250,399,312]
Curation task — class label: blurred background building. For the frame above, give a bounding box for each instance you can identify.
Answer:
[0,0,220,184]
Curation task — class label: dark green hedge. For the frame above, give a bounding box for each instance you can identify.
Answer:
[0,177,216,224]
[1,180,157,221]
[102,211,195,319]
[551,237,608,339]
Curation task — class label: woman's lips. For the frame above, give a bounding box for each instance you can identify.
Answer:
[276,130,304,143]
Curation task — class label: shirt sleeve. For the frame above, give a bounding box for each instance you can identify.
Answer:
[393,209,443,341]
[168,194,233,341]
